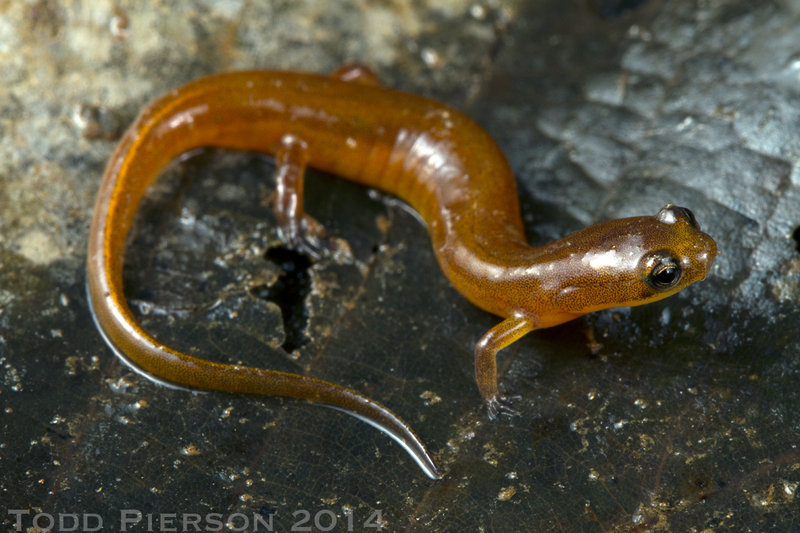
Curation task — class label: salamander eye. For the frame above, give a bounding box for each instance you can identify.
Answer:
[656,204,700,229]
[679,207,699,229]
[646,255,682,290]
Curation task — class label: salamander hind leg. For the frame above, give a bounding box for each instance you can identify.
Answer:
[475,316,535,419]
[273,134,350,262]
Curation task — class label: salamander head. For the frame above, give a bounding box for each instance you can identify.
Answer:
[640,204,717,295]
[545,204,718,314]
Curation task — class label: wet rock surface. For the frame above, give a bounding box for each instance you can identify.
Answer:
[1,1,798,530]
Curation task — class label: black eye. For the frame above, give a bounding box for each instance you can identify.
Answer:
[656,204,700,229]
[679,207,699,229]
[647,256,682,289]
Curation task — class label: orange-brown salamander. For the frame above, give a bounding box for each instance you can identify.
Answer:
[87,66,718,480]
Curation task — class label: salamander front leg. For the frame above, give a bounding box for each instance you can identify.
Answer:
[273,134,348,261]
[475,316,535,419]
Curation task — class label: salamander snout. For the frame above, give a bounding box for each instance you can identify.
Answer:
[657,204,719,285]
[692,231,718,281]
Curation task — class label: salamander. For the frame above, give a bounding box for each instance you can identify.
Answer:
[87,65,718,480]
